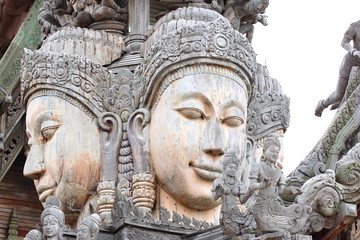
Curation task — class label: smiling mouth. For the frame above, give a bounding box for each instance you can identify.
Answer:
[192,164,222,181]
[37,184,56,202]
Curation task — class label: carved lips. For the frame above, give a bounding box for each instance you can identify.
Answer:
[192,163,222,181]
[37,184,56,202]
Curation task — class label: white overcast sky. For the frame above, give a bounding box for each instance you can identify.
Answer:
[251,0,360,175]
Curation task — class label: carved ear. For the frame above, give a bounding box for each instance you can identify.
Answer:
[98,112,122,181]
[127,108,151,172]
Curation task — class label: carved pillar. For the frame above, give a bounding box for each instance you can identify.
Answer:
[132,172,156,211]
[126,0,149,54]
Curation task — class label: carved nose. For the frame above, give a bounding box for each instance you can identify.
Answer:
[203,120,225,157]
[23,143,45,179]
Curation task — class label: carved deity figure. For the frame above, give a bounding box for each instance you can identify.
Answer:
[21,49,123,225]
[24,229,43,240]
[223,0,269,42]
[41,196,65,240]
[212,153,261,237]
[76,214,101,240]
[249,134,312,234]
[126,7,256,223]
[315,20,360,117]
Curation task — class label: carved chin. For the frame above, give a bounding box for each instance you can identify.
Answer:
[163,184,222,211]
[54,182,91,214]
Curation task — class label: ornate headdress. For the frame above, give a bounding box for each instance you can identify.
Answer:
[24,229,43,240]
[79,213,101,238]
[262,133,281,152]
[20,49,137,120]
[223,152,240,168]
[247,64,290,141]
[135,6,257,108]
[40,196,65,226]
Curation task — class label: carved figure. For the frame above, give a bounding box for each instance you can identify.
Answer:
[38,0,127,35]
[223,0,269,42]
[250,134,312,234]
[41,196,65,240]
[72,0,128,27]
[91,0,127,22]
[76,213,101,240]
[24,229,43,240]
[212,153,260,237]
[21,49,123,225]
[315,20,360,117]
[127,6,256,222]
[38,0,74,36]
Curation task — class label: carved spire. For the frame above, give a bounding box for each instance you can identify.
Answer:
[6,208,19,240]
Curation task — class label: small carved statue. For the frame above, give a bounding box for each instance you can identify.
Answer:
[223,0,269,42]
[315,20,360,117]
[41,196,65,240]
[24,229,43,240]
[249,134,312,235]
[76,213,101,240]
[212,153,260,237]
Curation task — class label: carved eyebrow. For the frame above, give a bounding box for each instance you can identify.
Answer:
[173,92,213,111]
[33,111,62,137]
[219,100,246,118]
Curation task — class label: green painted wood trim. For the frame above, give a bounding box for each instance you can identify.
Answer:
[0,0,43,101]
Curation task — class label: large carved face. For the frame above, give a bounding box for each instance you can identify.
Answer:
[24,96,101,217]
[148,72,248,210]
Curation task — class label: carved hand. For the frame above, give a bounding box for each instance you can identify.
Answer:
[353,50,360,58]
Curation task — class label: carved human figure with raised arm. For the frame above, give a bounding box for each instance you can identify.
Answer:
[212,153,265,237]
[315,20,360,117]
[249,134,311,235]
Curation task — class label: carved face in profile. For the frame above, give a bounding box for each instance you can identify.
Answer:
[24,96,101,217]
[147,72,248,210]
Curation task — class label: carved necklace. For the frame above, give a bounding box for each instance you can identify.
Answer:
[261,161,279,184]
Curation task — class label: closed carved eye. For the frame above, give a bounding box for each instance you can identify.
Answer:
[40,120,60,141]
[176,108,205,120]
[222,116,244,127]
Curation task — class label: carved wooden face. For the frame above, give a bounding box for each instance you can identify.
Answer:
[24,96,101,218]
[149,73,248,210]
[264,145,280,163]
[42,215,60,238]
[76,225,91,240]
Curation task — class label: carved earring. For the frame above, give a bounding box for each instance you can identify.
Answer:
[97,112,122,225]
[127,108,156,212]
